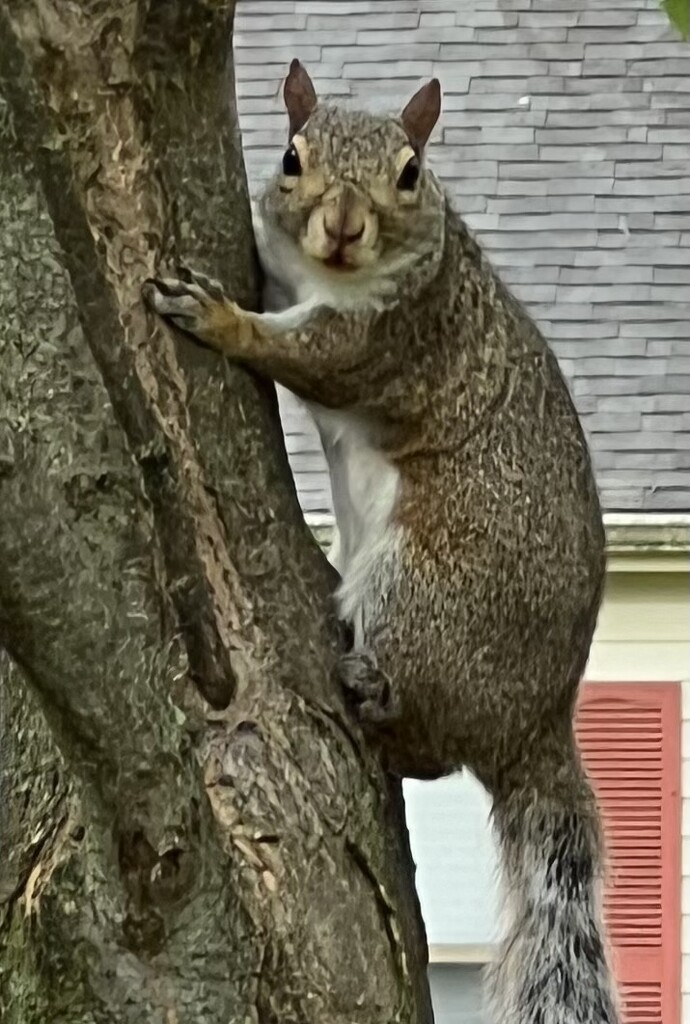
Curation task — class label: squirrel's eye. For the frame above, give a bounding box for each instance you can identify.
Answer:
[396,156,420,191]
[282,144,302,177]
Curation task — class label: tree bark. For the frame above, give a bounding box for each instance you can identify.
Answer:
[0,2,432,1022]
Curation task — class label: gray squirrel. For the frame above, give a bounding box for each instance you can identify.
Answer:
[144,60,620,1024]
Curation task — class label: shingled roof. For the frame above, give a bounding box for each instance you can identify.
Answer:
[234,0,690,515]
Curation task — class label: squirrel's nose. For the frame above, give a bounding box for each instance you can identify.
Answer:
[324,221,365,245]
[323,185,367,247]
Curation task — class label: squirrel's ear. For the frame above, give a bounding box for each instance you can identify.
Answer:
[284,59,318,138]
[401,79,441,151]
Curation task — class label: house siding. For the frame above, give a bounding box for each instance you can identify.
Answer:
[234,0,690,514]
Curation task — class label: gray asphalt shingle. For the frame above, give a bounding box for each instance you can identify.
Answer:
[235,0,690,514]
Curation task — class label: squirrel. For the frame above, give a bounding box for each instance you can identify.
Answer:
[144,60,619,1024]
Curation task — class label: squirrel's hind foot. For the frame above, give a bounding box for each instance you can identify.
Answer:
[339,649,400,726]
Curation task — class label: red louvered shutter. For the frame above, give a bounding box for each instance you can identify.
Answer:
[575,683,681,1024]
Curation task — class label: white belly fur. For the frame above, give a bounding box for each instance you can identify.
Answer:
[307,403,401,645]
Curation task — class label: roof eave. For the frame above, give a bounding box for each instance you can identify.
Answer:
[307,513,690,565]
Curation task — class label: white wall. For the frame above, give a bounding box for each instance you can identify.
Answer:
[404,773,498,949]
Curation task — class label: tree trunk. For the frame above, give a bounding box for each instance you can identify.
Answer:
[0,3,433,1022]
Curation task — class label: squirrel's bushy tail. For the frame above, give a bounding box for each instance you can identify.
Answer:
[485,730,620,1024]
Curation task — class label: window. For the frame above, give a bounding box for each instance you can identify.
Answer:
[576,683,681,1024]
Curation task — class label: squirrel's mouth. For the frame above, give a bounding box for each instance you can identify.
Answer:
[323,251,358,271]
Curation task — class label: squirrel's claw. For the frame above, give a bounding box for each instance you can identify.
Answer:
[142,272,253,357]
[174,267,227,302]
[142,274,217,338]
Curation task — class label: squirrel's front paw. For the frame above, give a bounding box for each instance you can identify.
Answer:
[142,268,229,346]
[339,649,400,726]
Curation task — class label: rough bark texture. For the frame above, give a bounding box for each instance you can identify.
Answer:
[0,2,432,1022]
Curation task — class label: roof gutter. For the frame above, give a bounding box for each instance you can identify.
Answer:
[604,514,689,572]
[306,512,690,570]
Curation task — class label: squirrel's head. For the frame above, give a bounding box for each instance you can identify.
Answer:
[262,60,443,274]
